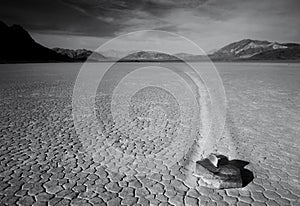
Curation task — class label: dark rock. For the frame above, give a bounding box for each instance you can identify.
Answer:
[207,153,228,167]
[194,154,243,189]
[194,158,218,179]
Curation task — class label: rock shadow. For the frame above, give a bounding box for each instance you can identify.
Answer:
[228,159,254,187]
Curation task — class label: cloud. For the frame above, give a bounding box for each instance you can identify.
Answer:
[1,0,299,51]
[0,0,123,37]
[58,0,214,34]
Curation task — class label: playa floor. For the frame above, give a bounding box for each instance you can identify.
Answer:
[0,62,299,205]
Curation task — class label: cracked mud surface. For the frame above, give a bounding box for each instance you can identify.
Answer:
[0,63,300,205]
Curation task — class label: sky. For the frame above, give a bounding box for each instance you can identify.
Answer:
[1,0,300,53]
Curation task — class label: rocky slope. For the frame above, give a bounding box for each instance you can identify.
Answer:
[211,39,300,60]
[52,48,106,61]
[249,43,300,60]
[0,21,72,63]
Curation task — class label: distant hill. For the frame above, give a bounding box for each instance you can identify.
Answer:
[0,21,72,63]
[104,39,300,61]
[174,53,200,61]
[120,51,181,62]
[174,53,208,61]
[100,49,139,59]
[52,48,106,61]
[210,39,300,61]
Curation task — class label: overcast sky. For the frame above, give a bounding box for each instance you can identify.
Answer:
[1,0,300,53]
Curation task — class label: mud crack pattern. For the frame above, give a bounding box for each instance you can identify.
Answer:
[0,63,300,206]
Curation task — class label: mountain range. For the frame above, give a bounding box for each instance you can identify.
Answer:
[1,21,300,63]
[209,39,300,61]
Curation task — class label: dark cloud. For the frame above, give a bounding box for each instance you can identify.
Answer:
[0,0,123,37]
[61,0,210,18]
[56,0,214,33]
[0,0,299,50]
[0,0,213,37]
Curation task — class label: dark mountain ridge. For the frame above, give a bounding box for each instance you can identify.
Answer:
[0,21,73,63]
[1,20,299,63]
